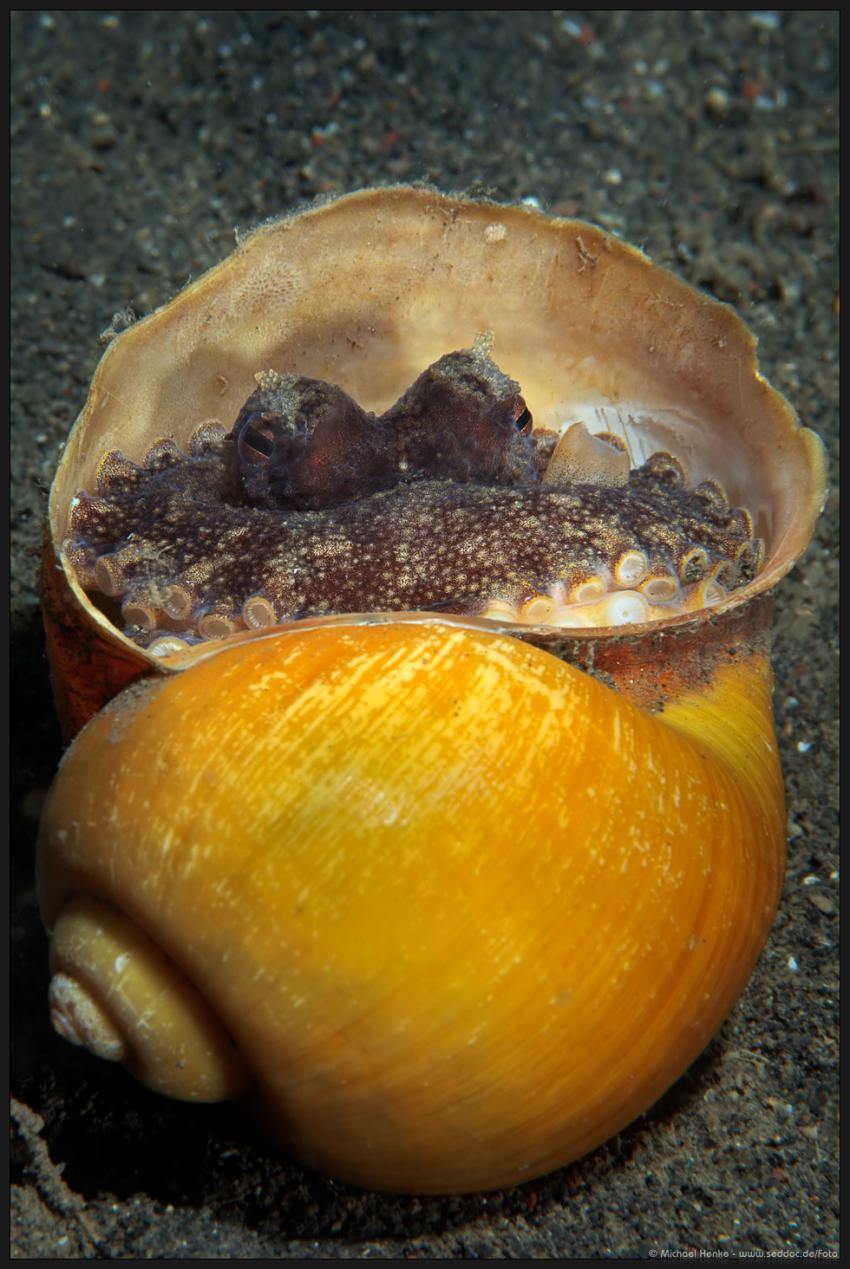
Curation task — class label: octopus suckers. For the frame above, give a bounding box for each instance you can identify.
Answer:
[64,346,762,647]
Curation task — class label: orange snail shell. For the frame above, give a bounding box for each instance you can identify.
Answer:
[37,186,827,1194]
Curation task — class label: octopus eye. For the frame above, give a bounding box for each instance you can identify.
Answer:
[514,405,533,435]
[237,414,276,465]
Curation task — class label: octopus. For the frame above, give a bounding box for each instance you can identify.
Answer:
[63,339,764,653]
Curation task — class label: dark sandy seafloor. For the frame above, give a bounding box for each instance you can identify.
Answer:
[10,10,838,1260]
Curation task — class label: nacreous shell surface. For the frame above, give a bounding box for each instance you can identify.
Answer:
[48,186,827,679]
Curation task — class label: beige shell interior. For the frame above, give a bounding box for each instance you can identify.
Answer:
[50,185,827,667]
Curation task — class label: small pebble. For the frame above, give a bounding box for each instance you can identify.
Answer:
[750,11,781,30]
[704,87,731,116]
[560,18,583,38]
[806,891,835,916]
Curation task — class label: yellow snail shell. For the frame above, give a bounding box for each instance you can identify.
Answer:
[37,186,827,1194]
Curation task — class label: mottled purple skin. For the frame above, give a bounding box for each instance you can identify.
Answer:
[64,347,757,645]
[235,348,537,511]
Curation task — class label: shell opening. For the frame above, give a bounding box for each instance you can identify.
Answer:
[58,218,814,652]
[49,187,828,671]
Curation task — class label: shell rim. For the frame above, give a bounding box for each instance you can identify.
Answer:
[47,184,829,671]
